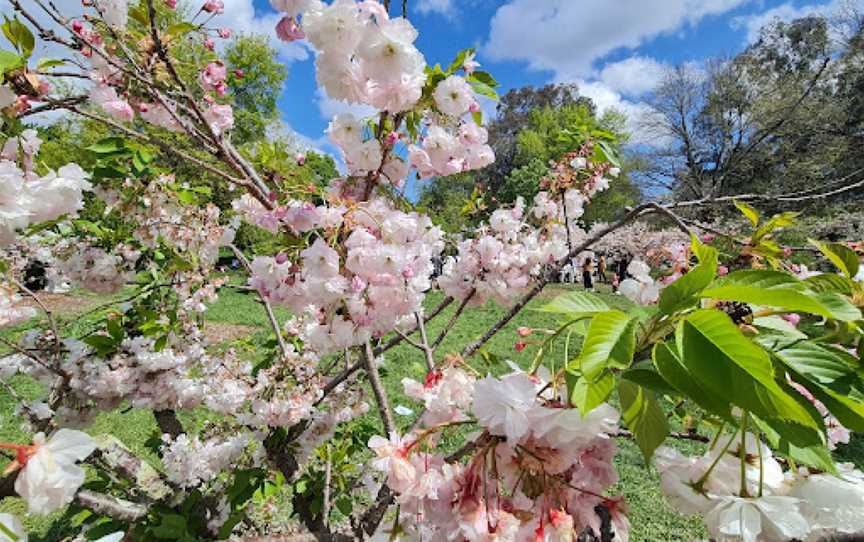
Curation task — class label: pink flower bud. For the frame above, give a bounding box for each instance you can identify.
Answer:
[275,16,305,42]
[385,131,399,146]
[783,247,793,257]
[717,265,729,276]
[701,233,715,243]
[233,69,244,79]
[202,0,224,13]
[517,326,532,337]
[514,341,527,352]
[218,28,232,39]
[468,101,481,113]
[204,37,215,51]
[72,20,84,34]
[781,313,801,327]
[275,253,288,264]
[165,0,177,7]
[296,153,306,166]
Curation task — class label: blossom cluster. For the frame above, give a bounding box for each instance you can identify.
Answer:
[246,196,444,353]
[0,131,92,247]
[655,433,864,542]
[272,0,494,186]
[277,0,425,113]
[161,432,252,488]
[438,195,570,306]
[75,3,236,136]
[369,367,630,542]
[409,120,494,179]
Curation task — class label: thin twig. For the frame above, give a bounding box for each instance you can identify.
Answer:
[413,313,435,371]
[230,245,289,357]
[430,289,475,351]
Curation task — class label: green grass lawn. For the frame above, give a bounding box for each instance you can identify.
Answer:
[2,283,860,540]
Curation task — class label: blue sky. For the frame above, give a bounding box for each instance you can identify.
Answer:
[217,0,849,160]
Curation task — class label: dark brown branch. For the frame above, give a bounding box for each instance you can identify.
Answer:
[18,95,88,117]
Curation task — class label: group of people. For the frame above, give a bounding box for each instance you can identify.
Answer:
[559,253,634,291]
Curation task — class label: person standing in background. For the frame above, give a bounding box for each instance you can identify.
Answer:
[582,257,594,291]
[598,254,608,284]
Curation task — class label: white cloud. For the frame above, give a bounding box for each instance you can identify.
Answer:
[315,89,376,120]
[731,0,864,43]
[483,0,752,80]
[598,56,668,97]
[416,0,456,17]
[214,0,311,63]
[570,79,659,145]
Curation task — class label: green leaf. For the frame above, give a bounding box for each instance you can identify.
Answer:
[35,57,65,69]
[753,211,798,243]
[764,339,864,432]
[446,47,472,74]
[621,361,678,396]
[753,415,835,473]
[83,334,118,357]
[536,290,609,317]
[472,110,482,126]
[569,370,615,413]
[166,22,197,39]
[701,284,860,321]
[151,514,188,539]
[679,310,822,444]
[713,269,804,290]
[469,81,498,101]
[652,342,732,420]
[336,496,353,516]
[810,240,860,279]
[658,236,718,314]
[467,70,498,87]
[2,17,35,58]
[0,49,23,73]
[813,292,861,322]
[803,273,854,295]
[87,137,127,154]
[573,310,637,380]
[752,316,807,339]
[619,380,669,463]
[734,199,760,227]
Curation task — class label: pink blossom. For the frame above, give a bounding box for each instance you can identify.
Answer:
[164,0,177,7]
[217,28,232,38]
[717,264,729,276]
[781,313,801,327]
[204,37,215,51]
[202,0,224,13]
[200,62,227,92]
[275,16,305,42]
[203,103,234,135]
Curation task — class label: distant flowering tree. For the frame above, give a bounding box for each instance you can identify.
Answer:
[1,1,864,542]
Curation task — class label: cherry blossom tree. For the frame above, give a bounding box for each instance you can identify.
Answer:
[1,1,864,541]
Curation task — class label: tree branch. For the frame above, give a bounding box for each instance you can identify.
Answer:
[75,490,147,522]
[230,244,289,357]
[362,341,395,435]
